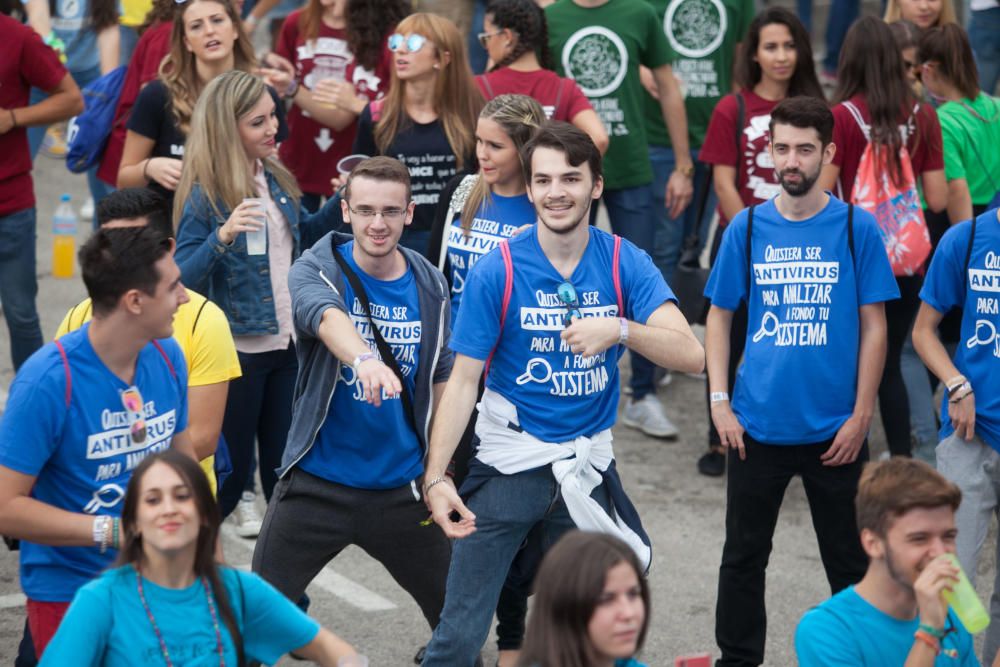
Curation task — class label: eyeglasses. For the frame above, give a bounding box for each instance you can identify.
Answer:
[346,205,407,221]
[477,30,503,48]
[388,33,428,53]
[556,281,582,327]
[121,386,147,445]
[903,59,919,72]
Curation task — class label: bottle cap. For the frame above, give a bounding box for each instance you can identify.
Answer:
[60,193,71,202]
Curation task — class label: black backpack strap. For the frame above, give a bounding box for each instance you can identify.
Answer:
[191,298,210,336]
[746,205,755,296]
[847,203,855,262]
[964,214,978,295]
[735,93,745,159]
[330,241,417,433]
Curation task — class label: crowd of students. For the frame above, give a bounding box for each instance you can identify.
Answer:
[1,0,999,665]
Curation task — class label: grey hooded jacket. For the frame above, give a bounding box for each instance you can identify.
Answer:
[278,231,454,480]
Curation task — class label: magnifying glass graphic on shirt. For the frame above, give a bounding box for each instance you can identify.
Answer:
[751,311,780,343]
[516,358,553,385]
[966,320,1000,356]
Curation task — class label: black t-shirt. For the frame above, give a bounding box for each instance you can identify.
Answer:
[352,104,474,235]
[128,79,290,206]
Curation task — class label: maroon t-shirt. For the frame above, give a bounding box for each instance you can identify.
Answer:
[699,90,781,225]
[1,14,68,216]
[276,12,391,196]
[831,95,945,199]
[475,67,592,122]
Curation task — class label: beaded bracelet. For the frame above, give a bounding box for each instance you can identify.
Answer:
[112,518,120,550]
[918,623,946,639]
[914,629,941,655]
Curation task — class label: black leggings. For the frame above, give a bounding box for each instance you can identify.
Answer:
[879,275,922,457]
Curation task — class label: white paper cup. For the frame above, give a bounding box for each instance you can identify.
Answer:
[242,198,268,256]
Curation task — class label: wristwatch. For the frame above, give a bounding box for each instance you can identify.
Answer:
[675,163,695,178]
[352,352,377,374]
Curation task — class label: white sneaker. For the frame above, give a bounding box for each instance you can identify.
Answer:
[80,197,94,221]
[232,491,263,538]
[622,394,679,439]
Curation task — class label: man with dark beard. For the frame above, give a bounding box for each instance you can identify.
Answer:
[703,96,900,667]
[795,458,978,666]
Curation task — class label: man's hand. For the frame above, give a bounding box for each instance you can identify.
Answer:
[949,391,976,441]
[915,554,959,631]
[560,317,619,357]
[665,170,693,219]
[356,358,401,407]
[426,480,476,539]
[822,414,869,466]
[710,401,745,460]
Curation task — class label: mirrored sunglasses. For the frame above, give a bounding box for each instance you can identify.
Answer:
[388,33,428,53]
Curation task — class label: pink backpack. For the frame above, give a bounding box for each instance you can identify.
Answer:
[843,101,931,276]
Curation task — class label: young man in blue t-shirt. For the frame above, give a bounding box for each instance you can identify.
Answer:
[913,207,1000,665]
[420,122,705,666]
[0,195,194,657]
[704,96,900,667]
[796,458,978,666]
[252,157,454,647]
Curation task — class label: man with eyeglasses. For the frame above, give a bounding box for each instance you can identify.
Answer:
[420,122,705,666]
[252,156,456,656]
[0,193,194,659]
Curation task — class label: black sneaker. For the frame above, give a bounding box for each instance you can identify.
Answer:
[698,450,726,477]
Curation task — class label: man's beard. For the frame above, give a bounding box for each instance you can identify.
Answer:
[779,166,820,196]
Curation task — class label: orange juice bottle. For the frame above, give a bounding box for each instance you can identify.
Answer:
[52,194,77,279]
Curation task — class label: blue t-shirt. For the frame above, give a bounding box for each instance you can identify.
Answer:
[40,565,320,667]
[299,241,424,489]
[0,325,188,601]
[920,210,1000,451]
[796,586,978,666]
[704,197,899,444]
[447,193,536,319]
[451,226,674,441]
[52,0,100,74]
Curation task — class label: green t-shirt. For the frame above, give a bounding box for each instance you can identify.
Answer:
[546,0,672,189]
[643,0,754,149]
[937,93,1000,205]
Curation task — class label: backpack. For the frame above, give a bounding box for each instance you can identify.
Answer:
[842,101,931,277]
[66,66,127,174]
[484,235,625,375]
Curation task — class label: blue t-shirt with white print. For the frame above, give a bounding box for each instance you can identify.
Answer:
[0,325,188,602]
[52,0,100,74]
[447,192,536,320]
[704,196,899,444]
[920,209,1000,451]
[451,226,674,442]
[299,241,423,490]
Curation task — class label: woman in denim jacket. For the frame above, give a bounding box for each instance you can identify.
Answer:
[174,70,340,519]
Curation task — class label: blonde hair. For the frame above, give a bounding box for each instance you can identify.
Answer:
[159,0,257,134]
[461,94,545,234]
[173,71,301,224]
[884,0,957,28]
[374,13,484,171]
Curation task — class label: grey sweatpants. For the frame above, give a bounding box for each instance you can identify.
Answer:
[936,431,1000,665]
[251,468,451,630]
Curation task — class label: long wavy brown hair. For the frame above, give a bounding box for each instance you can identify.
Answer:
[298,0,410,70]
[158,0,256,135]
[374,12,484,171]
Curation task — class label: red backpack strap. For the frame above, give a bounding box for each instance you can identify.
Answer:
[54,339,72,408]
[151,340,177,379]
[612,234,624,317]
[370,99,384,123]
[484,240,514,376]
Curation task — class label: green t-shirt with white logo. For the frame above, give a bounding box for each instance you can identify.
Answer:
[937,93,1000,206]
[643,0,753,149]
[546,0,672,190]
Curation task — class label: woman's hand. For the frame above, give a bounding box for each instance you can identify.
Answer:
[256,52,296,97]
[218,201,264,246]
[146,157,184,191]
[313,79,362,114]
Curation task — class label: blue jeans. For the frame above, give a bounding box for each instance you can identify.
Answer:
[0,208,44,371]
[603,185,657,400]
[28,66,115,219]
[823,0,859,73]
[421,466,611,666]
[970,7,1000,96]
[649,145,716,285]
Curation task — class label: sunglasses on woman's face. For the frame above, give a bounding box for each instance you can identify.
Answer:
[388,33,428,53]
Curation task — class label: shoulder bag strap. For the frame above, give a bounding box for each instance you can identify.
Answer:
[330,243,417,432]
[54,339,72,408]
[484,240,514,377]
[612,234,624,317]
[964,215,978,297]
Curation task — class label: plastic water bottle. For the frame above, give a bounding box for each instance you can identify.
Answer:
[52,193,77,279]
[941,553,990,633]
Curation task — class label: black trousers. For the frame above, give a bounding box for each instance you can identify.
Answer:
[715,435,869,667]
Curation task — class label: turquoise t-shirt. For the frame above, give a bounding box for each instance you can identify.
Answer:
[796,586,978,666]
[40,566,321,666]
[546,0,672,190]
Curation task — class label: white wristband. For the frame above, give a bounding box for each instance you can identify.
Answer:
[618,318,629,345]
[710,392,730,403]
[92,516,109,546]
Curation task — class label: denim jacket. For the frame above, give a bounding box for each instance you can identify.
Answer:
[174,171,340,336]
[278,232,454,479]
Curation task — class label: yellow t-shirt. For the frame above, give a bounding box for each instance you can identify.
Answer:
[120,0,153,28]
[55,290,242,495]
